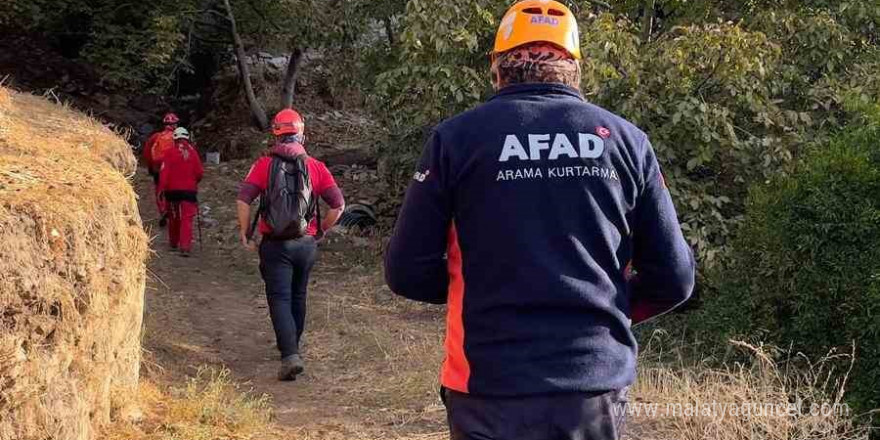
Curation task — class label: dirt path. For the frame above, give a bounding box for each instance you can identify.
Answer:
[136,167,449,439]
[134,162,653,440]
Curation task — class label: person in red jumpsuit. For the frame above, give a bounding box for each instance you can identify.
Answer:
[144,112,180,226]
[158,127,204,255]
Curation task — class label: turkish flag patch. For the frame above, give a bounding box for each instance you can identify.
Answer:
[596,126,612,139]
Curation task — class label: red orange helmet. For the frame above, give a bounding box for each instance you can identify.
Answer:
[493,0,582,60]
[163,112,180,125]
[272,108,305,136]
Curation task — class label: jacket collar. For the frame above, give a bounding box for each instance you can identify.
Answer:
[270,141,306,160]
[489,83,584,102]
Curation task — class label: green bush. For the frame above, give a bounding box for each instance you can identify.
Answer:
[694,115,880,411]
[371,0,880,267]
[0,0,196,91]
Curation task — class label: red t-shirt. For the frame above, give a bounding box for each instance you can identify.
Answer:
[243,153,338,236]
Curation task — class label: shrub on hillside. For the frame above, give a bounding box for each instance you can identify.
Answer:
[694,117,880,411]
[372,0,880,266]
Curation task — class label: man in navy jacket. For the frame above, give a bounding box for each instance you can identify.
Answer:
[385,1,695,439]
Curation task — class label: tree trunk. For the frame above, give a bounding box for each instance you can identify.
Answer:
[281,47,305,109]
[223,0,268,130]
[641,0,657,43]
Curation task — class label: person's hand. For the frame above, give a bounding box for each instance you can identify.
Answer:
[240,232,256,252]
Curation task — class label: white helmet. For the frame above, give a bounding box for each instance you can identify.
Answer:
[173,127,190,140]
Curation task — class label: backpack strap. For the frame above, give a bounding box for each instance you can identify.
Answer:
[315,194,323,239]
[247,157,278,240]
[247,204,262,241]
[285,153,321,238]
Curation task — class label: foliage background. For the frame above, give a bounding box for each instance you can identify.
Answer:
[688,103,880,411]
[2,0,879,417]
[371,0,880,265]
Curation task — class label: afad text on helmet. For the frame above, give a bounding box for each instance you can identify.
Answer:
[531,16,560,26]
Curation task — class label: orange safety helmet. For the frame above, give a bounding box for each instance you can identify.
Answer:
[493,0,582,60]
[272,108,305,136]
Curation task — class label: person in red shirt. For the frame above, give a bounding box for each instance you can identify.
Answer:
[236,108,345,381]
[144,112,180,226]
[158,127,204,255]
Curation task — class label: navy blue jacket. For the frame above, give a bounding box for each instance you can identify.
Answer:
[385,83,695,397]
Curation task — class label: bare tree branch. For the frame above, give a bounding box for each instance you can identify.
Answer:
[172,18,197,95]
[641,0,656,43]
[281,48,305,109]
[223,0,268,130]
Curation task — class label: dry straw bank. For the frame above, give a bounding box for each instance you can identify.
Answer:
[0,87,148,440]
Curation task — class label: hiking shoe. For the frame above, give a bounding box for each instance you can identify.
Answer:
[179,250,191,258]
[277,354,305,381]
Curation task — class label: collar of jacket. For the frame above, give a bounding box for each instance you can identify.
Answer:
[270,142,306,160]
[488,83,584,102]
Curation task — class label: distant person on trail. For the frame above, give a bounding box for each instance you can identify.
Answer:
[236,108,345,381]
[384,1,696,439]
[144,112,180,226]
[158,127,204,256]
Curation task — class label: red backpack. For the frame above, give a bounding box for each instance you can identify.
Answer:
[150,130,175,170]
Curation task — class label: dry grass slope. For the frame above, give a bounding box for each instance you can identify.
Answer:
[0,87,149,440]
[104,369,280,440]
[632,338,873,440]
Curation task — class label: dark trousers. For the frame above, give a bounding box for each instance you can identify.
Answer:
[443,388,628,440]
[259,236,317,359]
